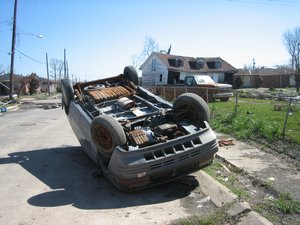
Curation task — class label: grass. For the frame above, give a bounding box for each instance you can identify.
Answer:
[203,159,300,225]
[172,204,235,225]
[203,160,250,199]
[276,193,300,214]
[254,192,300,224]
[209,97,300,144]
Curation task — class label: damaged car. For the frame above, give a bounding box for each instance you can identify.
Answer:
[61,66,218,190]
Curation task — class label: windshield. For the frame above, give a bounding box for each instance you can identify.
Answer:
[194,75,215,84]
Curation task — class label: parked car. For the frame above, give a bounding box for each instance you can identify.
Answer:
[155,74,233,102]
[61,66,218,190]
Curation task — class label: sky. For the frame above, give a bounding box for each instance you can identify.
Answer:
[0,0,300,81]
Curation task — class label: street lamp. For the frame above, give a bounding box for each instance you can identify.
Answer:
[17,32,43,39]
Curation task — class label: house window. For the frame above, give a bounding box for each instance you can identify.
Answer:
[159,74,163,82]
[175,58,183,67]
[207,59,222,69]
[196,60,204,69]
[152,59,157,71]
[207,61,215,69]
[215,60,222,69]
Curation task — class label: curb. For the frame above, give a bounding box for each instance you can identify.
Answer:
[196,170,273,225]
[0,105,19,113]
[7,105,19,111]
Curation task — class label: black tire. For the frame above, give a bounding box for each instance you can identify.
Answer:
[123,65,139,85]
[173,93,210,127]
[90,114,126,158]
[61,79,74,115]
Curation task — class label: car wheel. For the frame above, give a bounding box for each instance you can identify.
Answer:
[61,79,74,115]
[123,65,139,85]
[90,115,127,158]
[173,93,210,127]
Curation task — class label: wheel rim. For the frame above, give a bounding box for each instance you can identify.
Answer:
[95,125,113,152]
[176,105,202,123]
[185,105,200,122]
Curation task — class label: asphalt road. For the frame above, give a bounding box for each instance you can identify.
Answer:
[0,106,218,225]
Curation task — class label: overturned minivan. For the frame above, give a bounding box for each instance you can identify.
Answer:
[61,66,218,190]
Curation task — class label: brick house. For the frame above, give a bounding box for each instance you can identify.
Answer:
[234,68,295,88]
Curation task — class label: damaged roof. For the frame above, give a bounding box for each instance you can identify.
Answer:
[140,52,238,73]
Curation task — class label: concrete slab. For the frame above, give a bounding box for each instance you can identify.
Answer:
[195,171,236,207]
[237,211,273,225]
[227,201,251,217]
[196,171,272,225]
[216,133,300,201]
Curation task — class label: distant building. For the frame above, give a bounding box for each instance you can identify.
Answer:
[234,68,295,88]
[0,74,23,95]
[139,52,238,87]
[0,73,57,95]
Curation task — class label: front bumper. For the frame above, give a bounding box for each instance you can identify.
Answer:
[213,92,234,98]
[106,125,218,190]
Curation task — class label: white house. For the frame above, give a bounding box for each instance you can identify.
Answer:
[139,52,238,87]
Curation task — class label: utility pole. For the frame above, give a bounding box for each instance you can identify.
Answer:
[46,53,50,96]
[9,0,18,100]
[64,48,67,79]
[297,43,300,93]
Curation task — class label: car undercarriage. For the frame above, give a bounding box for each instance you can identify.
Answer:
[61,66,218,190]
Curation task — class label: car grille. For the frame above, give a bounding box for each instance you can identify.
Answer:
[143,137,203,170]
[149,163,199,183]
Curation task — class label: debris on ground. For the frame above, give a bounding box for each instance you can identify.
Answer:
[43,103,61,110]
[218,139,234,147]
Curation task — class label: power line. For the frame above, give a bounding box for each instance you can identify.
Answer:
[0,29,11,32]
[0,19,12,24]
[226,0,300,6]
[15,48,45,64]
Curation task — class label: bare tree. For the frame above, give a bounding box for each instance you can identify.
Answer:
[130,54,143,69]
[131,36,160,69]
[131,36,172,70]
[0,64,4,74]
[58,60,64,80]
[142,36,159,58]
[243,64,252,71]
[50,58,64,81]
[283,27,300,92]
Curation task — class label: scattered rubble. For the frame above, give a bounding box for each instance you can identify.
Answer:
[218,139,234,147]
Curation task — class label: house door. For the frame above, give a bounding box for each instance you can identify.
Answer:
[168,71,180,84]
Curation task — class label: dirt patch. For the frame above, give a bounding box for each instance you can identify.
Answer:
[251,137,300,161]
